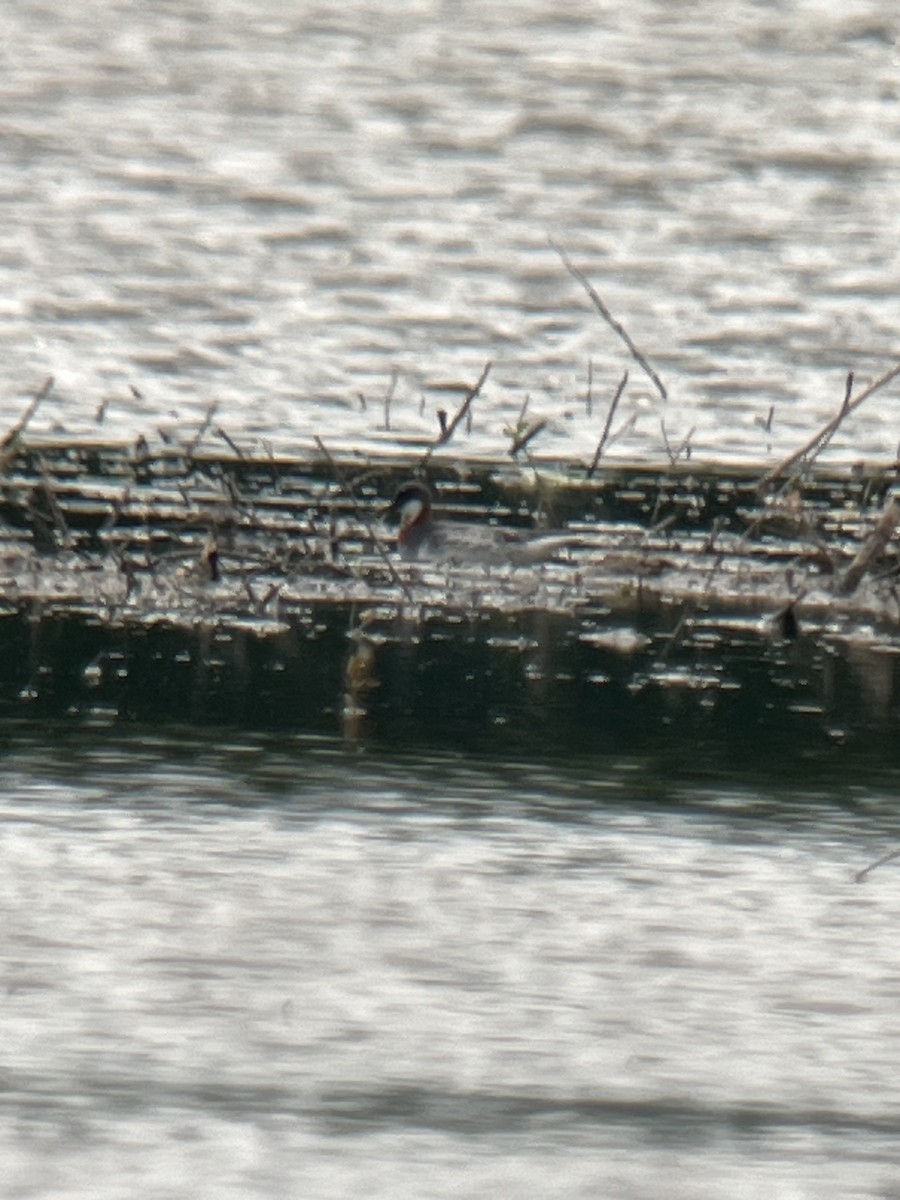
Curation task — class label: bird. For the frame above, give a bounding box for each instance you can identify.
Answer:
[386,480,581,566]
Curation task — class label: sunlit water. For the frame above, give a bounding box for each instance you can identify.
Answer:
[1,1,900,461]
[0,726,898,1199]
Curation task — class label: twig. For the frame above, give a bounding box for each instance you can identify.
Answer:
[186,401,219,457]
[383,369,398,432]
[585,358,594,417]
[856,847,900,883]
[760,360,900,491]
[509,419,548,457]
[419,360,492,468]
[678,427,695,462]
[0,376,54,457]
[805,372,854,467]
[661,420,695,466]
[313,436,414,603]
[35,455,71,549]
[552,242,667,403]
[587,369,628,478]
[755,404,775,435]
[215,426,247,461]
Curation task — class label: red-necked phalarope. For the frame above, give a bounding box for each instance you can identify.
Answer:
[387,481,580,565]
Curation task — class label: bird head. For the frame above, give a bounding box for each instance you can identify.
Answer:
[387,481,432,529]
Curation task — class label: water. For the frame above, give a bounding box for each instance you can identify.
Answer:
[1,1,900,462]
[3,4,900,1196]
[0,725,898,1199]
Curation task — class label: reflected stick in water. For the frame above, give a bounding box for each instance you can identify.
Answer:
[772,588,807,640]
[552,242,667,403]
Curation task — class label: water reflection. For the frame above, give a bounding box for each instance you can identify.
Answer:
[0,724,899,1198]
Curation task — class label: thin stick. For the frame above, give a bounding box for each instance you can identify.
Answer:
[0,376,54,454]
[419,360,492,468]
[186,401,219,457]
[676,426,695,462]
[806,371,853,466]
[585,358,594,418]
[587,369,628,478]
[36,454,71,549]
[313,436,414,603]
[552,242,667,402]
[383,369,398,432]
[760,360,900,491]
[660,420,694,467]
[215,426,247,461]
[509,419,548,457]
[856,847,900,883]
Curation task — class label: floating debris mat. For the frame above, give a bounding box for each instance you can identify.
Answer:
[0,438,897,755]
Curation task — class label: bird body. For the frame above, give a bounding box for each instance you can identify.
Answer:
[387,481,578,565]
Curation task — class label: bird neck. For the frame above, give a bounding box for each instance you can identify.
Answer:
[397,496,431,559]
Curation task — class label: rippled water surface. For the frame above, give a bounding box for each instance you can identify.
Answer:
[1,0,900,461]
[3,6,900,1198]
[0,726,899,1199]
